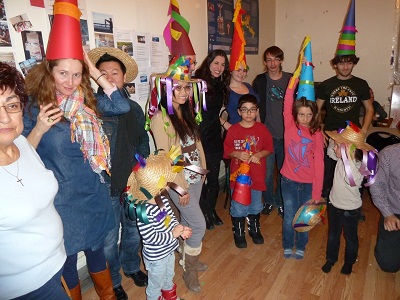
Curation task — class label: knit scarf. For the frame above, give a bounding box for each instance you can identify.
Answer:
[57,87,111,182]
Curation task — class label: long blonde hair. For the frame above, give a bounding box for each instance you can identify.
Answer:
[25,59,98,114]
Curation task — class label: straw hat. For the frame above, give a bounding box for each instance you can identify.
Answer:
[325,121,374,151]
[87,47,138,82]
[293,200,327,232]
[126,149,181,202]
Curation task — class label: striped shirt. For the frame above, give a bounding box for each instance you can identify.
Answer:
[137,196,179,261]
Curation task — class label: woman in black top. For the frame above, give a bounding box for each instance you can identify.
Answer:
[195,49,230,229]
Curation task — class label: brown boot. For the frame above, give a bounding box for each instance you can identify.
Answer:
[178,240,207,272]
[89,267,117,300]
[69,283,82,300]
[161,283,180,300]
[183,254,201,292]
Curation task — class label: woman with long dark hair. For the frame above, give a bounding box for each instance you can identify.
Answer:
[195,49,230,229]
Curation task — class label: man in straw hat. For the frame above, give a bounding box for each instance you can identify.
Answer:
[370,144,400,273]
[88,47,150,299]
[316,0,374,202]
[123,149,193,299]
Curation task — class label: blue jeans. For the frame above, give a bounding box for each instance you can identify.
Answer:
[263,137,284,207]
[281,176,311,251]
[104,194,142,288]
[144,252,175,300]
[13,268,69,300]
[230,189,263,217]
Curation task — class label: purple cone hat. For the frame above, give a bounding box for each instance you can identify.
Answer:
[297,39,315,101]
[336,0,357,56]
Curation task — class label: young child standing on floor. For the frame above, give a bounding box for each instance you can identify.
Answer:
[224,94,273,248]
[322,123,375,275]
[123,150,193,300]
[280,38,324,260]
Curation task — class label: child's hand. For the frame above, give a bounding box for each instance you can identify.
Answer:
[237,151,251,162]
[181,226,192,239]
[248,153,261,164]
[172,224,184,238]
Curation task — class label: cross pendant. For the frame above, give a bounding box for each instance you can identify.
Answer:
[17,177,24,186]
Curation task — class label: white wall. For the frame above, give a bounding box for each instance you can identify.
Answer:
[275,0,395,107]
[3,0,395,107]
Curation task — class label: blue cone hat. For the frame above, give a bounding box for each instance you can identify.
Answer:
[297,39,315,101]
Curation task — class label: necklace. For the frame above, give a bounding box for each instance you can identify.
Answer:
[1,160,24,186]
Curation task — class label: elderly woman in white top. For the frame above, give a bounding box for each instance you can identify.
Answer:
[0,63,68,299]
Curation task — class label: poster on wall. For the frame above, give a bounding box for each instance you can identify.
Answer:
[207,0,233,53]
[0,0,11,48]
[0,52,16,67]
[93,12,114,48]
[21,31,45,62]
[207,0,259,54]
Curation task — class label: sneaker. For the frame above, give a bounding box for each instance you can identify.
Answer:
[321,260,335,273]
[340,262,353,275]
[277,206,284,218]
[262,204,274,215]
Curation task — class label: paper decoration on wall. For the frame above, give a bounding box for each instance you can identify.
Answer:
[21,31,45,62]
[10,14,33,33]
[30,0,45,8]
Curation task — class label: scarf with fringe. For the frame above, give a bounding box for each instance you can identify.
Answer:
[57,87,111,182]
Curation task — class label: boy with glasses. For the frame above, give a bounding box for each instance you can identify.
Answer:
[224,94,273,248]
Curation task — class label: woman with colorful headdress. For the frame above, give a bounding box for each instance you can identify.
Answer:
[149,55,208,292]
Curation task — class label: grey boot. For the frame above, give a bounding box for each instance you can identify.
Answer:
[231,217,247,248]
[247,214,264,244]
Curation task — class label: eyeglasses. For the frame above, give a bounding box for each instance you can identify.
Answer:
[173,85,192,92]
[265,58,282,63]
[240,107,257,114]
[0,102,23,113]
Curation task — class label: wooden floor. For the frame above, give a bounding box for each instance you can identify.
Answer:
[83,191,400,300]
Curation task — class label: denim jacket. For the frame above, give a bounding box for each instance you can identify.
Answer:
[22,89,130,255]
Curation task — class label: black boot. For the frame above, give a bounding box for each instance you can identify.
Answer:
[204,213,215,230]
[247,214,264,244]
[231,217,247,248]
[210,209,223,226]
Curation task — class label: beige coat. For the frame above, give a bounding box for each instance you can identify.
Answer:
[150,111,207,191]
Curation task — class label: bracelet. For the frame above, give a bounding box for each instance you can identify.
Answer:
[96,74,105,81]
[221,120,226,127]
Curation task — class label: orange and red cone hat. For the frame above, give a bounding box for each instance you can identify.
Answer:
[46,0,83,60]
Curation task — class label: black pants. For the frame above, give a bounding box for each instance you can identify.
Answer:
[322,150,337,199]
[375,214,400,273]
[326,202,359,264]
[199,152,223,213]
